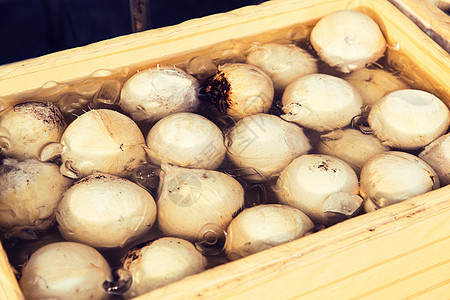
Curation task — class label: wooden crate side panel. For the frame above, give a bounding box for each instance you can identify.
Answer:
[388,0,450,52]
[136,186,450,299]
[0,246,24,300]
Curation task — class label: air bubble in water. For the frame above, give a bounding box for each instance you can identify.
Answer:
[130,164,161,195]
[194,223,227,256]
[39,81,69,100]
[58,92,89,120]
[90,80,121,109]
[102,268,132,296]
[186,56,217,80]
[73,79,102,99]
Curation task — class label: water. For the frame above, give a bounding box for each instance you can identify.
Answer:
[1,16,447,299]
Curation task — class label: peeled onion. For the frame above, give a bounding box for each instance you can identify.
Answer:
[145,112,226,169]
[281,74,362,132]
[120,66,200,122]
[318,128,389,173]
[368,89,450,150]
[157,164,244,242]
[19,242,112,300]
[0,102,66,159]
[56,173,157,248]
[310,10,386,73]
[419,133,450,186]
[360,151,440,212]
[121,237,207,298]
[225,113,310,181]
[224,204,313,260]
[0,158,73,239]
[274,154,362,225]
[343,68,409,106]
[40,109,147,179]
[246,43,318,91]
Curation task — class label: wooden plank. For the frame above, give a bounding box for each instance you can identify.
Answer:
[388,0,450,52]
[0,246,24,300]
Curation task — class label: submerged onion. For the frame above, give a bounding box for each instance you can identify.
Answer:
[0,158,73,239]
[145,112,226,169]
[224,204,313,260]
[157,164,244,242]
[274,154,362,225]
[121,237,207,298]
[20,242,112,300]
[204,63,274,119]
[281,74,363,132]
[418,133,450,186]
[368,89,450,150]
[360,151,440,212]
[56,173,157,248]
[120,66,200,122]
[310,10,386,73]
[40,109,147,179]
[225,113,310,181]
[246,43,318,91]
[0,102,66,159]
[318,128,389,173]
[343,68,409,106]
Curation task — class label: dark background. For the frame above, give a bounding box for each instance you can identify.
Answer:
[0,0,266,66]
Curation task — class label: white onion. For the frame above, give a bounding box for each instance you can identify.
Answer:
[19,242,112,300]
[343,68,409,106]
[145,112,226,169]
[0,102,66,159]
[224,204,313,260]
[225,113,310,181]
[246,43,318,91]
[122,237,207,298]
[368,89,450,150]
[274,154,361,224]
[120,66,200,122]
[204,63,274,119]
[419,133,450,186]
[157,164,244,242]
[281,74,362,132]
[56,173,157,248]
[310,10,386,73]
[40,109,147,179]
[0,158,73,239]
[360,151,440,212]
[318,128,389,173]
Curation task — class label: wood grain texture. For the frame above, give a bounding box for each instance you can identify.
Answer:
[0,1,448,300]
[0,246,24,300]
[388,0,450,52]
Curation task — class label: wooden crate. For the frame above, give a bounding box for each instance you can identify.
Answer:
[0,0,449,299]
[388,0,450,52]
